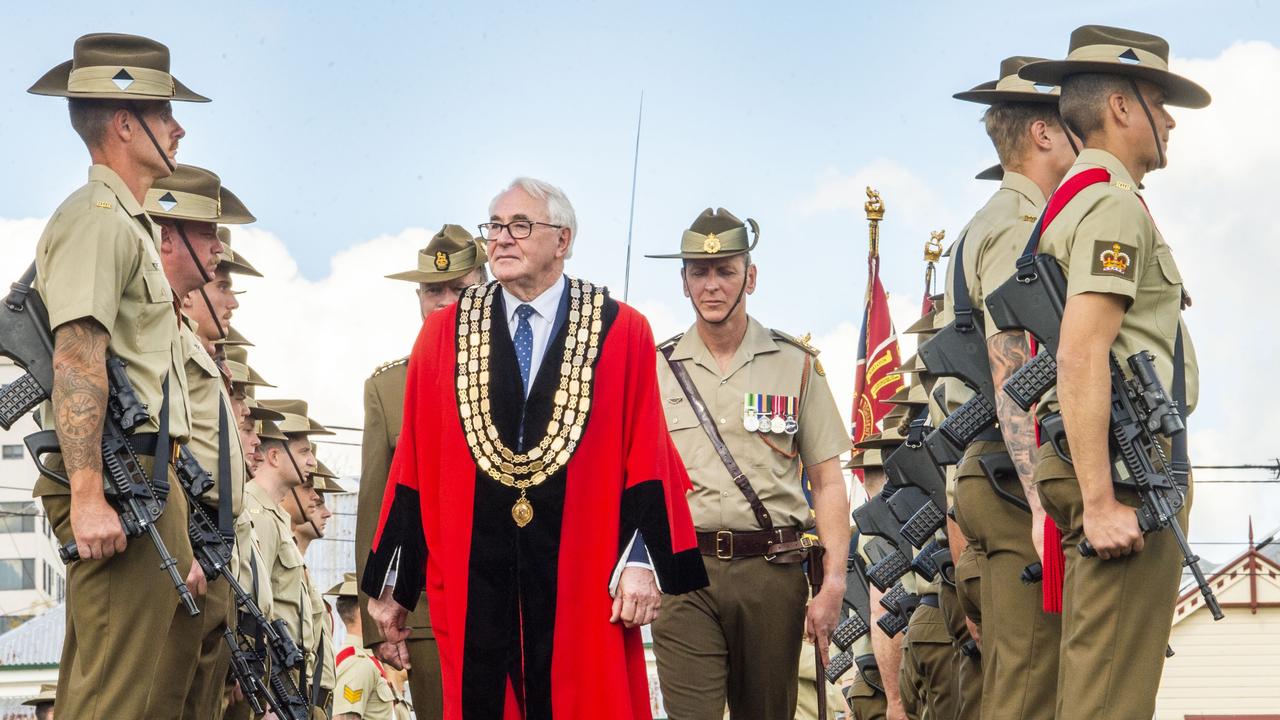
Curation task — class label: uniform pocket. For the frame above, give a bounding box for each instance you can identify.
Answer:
[137,268,176,351]
[1153,247,1184,336]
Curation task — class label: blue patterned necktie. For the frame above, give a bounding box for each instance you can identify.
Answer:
[514,303,537,395]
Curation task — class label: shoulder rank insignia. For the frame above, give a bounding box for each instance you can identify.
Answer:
[371,356,409,378]
[656,333,684,352]
[1091,241,1137,281]
[771,329,820,357]
[343,685,363,703]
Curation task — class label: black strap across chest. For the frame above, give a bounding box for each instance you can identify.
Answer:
[661,344,774,530]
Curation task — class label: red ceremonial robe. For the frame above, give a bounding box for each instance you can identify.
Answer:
[363,280,707,720]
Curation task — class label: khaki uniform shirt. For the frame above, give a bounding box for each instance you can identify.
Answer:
[303,569,337,692]
[1037,149,1198,417]
[355,359,432,645]
[940,171,1047,416]
[658,318,849,531]
[245,480,311,645]
[233,510,274,618]
[181,323,246,516]
[33,165,192,497]
[334,634,397,720]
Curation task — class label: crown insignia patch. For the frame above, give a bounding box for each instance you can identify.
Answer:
[434,250,450,271]
[1091,240,1136,281]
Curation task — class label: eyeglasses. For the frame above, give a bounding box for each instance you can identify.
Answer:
[478,221,563,241]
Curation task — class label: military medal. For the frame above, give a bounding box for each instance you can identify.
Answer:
[770,395,786,434]
[455,279,606,527]
[756,394,771,435]
[743,393,760,432]
[784,396,799,435]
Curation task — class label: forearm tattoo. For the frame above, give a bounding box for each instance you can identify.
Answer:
[988,331,1037,487]
[51,320,109,479]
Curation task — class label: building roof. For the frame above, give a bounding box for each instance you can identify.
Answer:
[1174,524,1280,625]
[0,604,61,669]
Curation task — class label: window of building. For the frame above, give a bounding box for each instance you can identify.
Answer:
[1,445,22,460]
[0,559,34,591]
[57,575,64,602]
[0,502,35,533]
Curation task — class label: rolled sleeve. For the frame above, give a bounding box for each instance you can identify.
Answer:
[37,206,138,333]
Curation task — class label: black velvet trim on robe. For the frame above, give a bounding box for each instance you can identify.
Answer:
[360,484,428,611]
[618,479,709,595]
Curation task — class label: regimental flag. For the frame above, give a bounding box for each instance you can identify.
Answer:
[849,252,904,479]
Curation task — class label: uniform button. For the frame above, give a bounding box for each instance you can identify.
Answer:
[720,379,728,385]
[721,491,730,497]
[719,418,725,424]
[671,418,679,425]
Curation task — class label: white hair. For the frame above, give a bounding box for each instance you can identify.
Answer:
[490,177,578,256]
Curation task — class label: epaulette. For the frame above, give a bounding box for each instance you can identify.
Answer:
[656,333,683,352]
[771,329,820,356]
[370,356,408,378]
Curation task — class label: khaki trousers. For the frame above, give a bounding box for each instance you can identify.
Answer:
[941,580,983,720]
[43,465,195,720]
[652,555,808,720]
[846,672,888,720]
[900,602,956,720]
[406,636,444,719]
[1034,442,1191,720]
[955,441,1061,720]
[146,567,234,719]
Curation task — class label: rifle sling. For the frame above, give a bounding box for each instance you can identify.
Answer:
[661,344,774,530]
[152,375,171,498]
[217,400,233,540]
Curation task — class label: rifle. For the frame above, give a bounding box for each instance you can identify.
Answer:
[831,546,872,653]
[881,433,947,549]
[1040,351,1223,620]
[988,254,1222,620]
[4,264,197,615]
[875,581,918,638]
[173,457,309,719]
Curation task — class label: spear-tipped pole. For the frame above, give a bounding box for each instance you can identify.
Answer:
[623,93,645,302]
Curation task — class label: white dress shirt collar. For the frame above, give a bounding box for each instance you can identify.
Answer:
[501,275,565,327]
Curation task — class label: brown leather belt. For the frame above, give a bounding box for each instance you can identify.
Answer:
[696,528,814,561]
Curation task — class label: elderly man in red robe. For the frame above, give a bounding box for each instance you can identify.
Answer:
[363,177,708,719]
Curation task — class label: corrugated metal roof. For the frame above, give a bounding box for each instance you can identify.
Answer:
[0,604,62,668]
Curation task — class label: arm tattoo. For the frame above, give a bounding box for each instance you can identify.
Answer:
[51,320,110,483]
[988,331,1038,489]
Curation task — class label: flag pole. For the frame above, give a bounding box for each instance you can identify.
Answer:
[622,92,644,302]
[923,229,944,312]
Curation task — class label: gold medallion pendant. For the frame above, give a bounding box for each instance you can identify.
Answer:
[512,494,534,528]
[455,279,607,526]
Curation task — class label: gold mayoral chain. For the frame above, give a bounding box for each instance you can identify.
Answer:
[455,279,607,528]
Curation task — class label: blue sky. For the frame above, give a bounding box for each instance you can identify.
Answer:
[3,1,1279,557]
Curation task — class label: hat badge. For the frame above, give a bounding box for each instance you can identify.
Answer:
[1117,48,1141,65]
[702,233,722,254]
[111,68,135,91]
[434,250,451,271]
[1099,243,1131,274]
[157,191,178,212]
